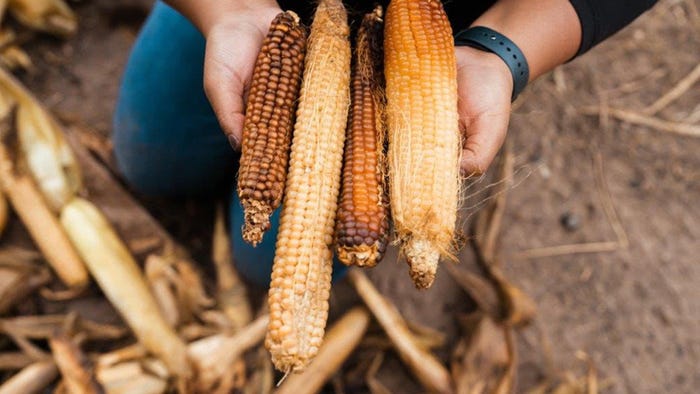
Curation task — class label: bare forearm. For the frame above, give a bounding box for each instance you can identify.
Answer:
[471,0,581,82]
[163,0,279,36]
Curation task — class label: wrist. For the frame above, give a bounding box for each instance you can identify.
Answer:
[166,0,280,37]
[470,0,581,81]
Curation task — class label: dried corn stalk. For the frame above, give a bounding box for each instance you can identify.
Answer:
[0,68,82,212]
[265,0,351,373]
[385,0,461,288]
[60,198,190,377]
[335,6,389,268]
[276,307,371,394]
[348,269,454,394]
[238,11,307,246]
[8,0,76,37]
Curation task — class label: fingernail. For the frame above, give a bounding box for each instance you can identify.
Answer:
[227,134,241,151]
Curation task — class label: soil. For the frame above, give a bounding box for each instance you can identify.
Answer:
[12,0,700,393]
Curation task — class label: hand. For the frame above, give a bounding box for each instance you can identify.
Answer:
[455,45,513,176]
[202,6,282,149]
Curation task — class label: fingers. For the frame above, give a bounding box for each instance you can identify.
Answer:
[458,103,511,177]
[203,42,248,150]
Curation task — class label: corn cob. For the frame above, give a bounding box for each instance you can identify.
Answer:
[8,0,77,37]
[0,68,82,212]
[265,0,351,373]
[238,11,307,246]
[60,198,190,377]
[385,0,461,289]
[335,6,389,268]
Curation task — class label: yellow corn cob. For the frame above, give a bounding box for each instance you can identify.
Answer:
[60,198,190,377]
[8,0,77,37]
[0,68,82,212]
[238,11,307,246]
[385,0,461,289]
[335,6,389,268]
[265,0,351,373]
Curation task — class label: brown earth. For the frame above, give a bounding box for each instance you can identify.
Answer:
[13,0,700,393]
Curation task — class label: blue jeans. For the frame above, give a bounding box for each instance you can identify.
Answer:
[113,2,346,286]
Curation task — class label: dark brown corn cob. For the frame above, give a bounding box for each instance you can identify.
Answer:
[237,11,307,246]
[335,6,389,267]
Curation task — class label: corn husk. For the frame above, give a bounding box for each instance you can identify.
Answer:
[277,307,371,394]
[49,334,103,394]
[7,0,76,37]
[348,269,454,394]
[0,67,82,212]
[212,204,251,330]
[59,198,190,377]
[0,360,58,394]
[0,0,7,21]
[0,45,31,71]
[0,189,7,236]
[96,360,167,394]
[187,314,269,392]
[0,121,88,288]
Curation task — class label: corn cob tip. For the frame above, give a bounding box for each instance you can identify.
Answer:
[371,4,383,20]
[285,10,301,24]
[337,244,382,268]
[405,238,439,289]
[241,199,272,246]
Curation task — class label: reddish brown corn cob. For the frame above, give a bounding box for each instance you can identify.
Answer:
[335,6,389,268]
[265,0,351,374]
[385,0,461,289]
[237,11,307,246]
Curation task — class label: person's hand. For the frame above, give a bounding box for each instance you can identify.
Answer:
[202,6,282,149]
[455,45,514,176]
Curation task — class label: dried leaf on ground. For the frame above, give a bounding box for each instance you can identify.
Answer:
[451,313,516,394]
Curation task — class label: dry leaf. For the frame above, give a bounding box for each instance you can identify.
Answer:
[451,313,515,394]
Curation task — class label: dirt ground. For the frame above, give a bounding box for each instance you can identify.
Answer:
[14,0,700,393]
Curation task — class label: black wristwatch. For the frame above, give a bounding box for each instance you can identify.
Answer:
[454,26,530,101]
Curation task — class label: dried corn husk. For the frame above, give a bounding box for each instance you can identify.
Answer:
[96,360,167,394]
[49,334,103,394]
[7,0,76,37]
[0,68,82,212]
[0,360,58,394]
[212,204,251,330]
[0,46,31,71]
[187,314,269,392]
[0,0,7,21]
[60,198,190,377]
[0,118,89,288]
[276,307,371,394]
[0,189,7,236]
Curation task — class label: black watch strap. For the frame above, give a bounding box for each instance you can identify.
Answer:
[454,26,529,101]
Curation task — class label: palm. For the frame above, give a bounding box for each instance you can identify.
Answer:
[455,46,513,175]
